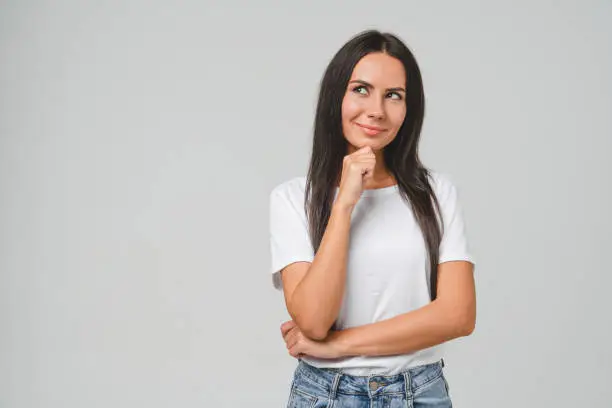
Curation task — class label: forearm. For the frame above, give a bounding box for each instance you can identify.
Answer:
[329,300,474,357]
[290,203,353,339]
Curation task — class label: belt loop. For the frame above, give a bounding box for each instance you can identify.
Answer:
[403,369,413,404]
[441,358,445,368]
[328,371,341,401]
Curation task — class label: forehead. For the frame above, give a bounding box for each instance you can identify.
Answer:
[349,53,406,86]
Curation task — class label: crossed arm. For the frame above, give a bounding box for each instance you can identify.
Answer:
[281,259,476,358]
[323,260,475,357]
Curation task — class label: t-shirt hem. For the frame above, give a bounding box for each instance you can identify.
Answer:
[301,348,445,376]
[271,257,314,290]
[438,254,475,265]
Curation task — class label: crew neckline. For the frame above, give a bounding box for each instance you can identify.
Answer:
[334,183,399,197]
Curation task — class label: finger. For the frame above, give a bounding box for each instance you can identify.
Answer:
[288,344,302,358]
[283,328,294,345]
[350,161,375,175]
[280,320,296,337]
[286,334,297,350]
[280,320,294,332]
[287,328,305,349]
[356,145,373,154]
[351,157,376,166]
[351,150,375,160]
[348,160,375,174]
[283,326,298,345]
[355,153,376,160]
[286,326,303,346]
[346,148,372,160]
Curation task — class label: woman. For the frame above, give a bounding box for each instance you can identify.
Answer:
[269,29,476,408]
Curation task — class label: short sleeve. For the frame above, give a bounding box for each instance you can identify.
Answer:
[435,175,475,266]
[269,184,315,291]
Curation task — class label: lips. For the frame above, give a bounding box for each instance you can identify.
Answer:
[355,122,386,136]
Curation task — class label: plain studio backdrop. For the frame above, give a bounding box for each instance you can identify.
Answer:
[1,1,610,407]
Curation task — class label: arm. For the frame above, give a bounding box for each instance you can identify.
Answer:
[328,261,476,356]
[282,202,354,340]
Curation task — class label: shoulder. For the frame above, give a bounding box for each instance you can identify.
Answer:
[269,176,308,204]
[427,169,460,202]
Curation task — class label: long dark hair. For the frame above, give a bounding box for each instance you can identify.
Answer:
[304,29,444,301]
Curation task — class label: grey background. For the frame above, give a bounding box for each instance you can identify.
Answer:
[1,1,610,407]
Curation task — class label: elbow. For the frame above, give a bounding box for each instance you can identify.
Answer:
[454,312,476,337]
[287,301,332,340]
[460,317,476,336]
[292,313,330,340]
[443,304,475,337]
[290,314,330,340]
[301,325,329,341]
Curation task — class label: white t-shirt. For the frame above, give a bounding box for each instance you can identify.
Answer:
[268,171,474,375]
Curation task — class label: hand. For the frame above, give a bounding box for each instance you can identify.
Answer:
[335,146,376,208]
[280,320,343,360]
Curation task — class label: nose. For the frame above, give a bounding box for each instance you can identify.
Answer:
[366,97,385,120]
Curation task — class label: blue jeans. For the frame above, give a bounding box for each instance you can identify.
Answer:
[286,359,452,408]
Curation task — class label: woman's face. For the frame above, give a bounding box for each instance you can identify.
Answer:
[341,52,407,154]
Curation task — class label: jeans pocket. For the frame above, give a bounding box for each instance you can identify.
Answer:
[287,385,317,408]
[287,367,332,408]
[287,386,334,408]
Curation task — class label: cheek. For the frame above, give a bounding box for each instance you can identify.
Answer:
[390,105,407,128]
[341,96,361,124]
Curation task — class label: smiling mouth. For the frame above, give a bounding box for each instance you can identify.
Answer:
[355,122,387,135]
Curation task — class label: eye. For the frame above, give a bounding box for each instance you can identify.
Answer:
[387,92,403,100]
[352,85,368,95]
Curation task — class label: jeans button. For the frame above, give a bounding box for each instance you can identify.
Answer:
[369,381,378,391]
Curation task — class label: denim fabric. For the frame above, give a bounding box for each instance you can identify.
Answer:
[286,359,452,408]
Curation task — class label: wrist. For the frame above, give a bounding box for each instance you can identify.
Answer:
[331,201,354,217]
[327,330,353,358]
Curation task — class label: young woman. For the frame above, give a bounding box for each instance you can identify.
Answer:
[269,29,476,408]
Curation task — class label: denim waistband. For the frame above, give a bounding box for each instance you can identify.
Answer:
[294,358,445,398]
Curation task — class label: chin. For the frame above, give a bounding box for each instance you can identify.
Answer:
[361,134,386,145]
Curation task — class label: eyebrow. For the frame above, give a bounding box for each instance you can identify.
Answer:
[348,79,406,93]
